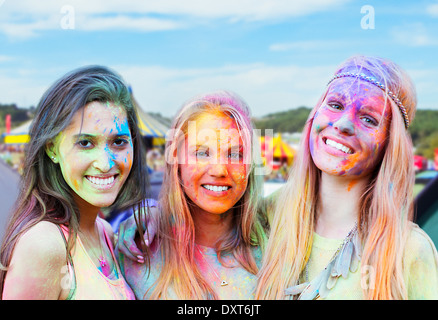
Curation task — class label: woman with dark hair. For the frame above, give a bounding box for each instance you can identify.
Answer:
[0,65,149,299]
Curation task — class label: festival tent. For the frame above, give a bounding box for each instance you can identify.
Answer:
[2,119,32,144]
[131,95,169,146]
[2,100,170,146]
[272,133,295,165]
[260,133,295,169]
[135,103,169,143]
[0,159,20,242]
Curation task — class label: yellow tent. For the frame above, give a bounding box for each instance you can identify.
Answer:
[260,133,295,167]
[3,98,169,146]
[3,120,31,144]
[131,95,169,146]
[272,133,295,165]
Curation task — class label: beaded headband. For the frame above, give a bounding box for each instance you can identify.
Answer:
[327,72,410,129]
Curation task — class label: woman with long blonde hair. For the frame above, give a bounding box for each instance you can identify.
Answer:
[256,55,438,300]
[118,90,268,299]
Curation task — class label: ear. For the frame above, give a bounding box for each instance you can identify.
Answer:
[45,140,59,164]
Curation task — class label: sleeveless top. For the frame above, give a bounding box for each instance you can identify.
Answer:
[119,243,262,300]
[59,219,135,300]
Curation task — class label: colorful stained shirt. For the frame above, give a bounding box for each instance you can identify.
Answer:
[60,220,135,300]
[118,243,262,300]
[299,224,438,299]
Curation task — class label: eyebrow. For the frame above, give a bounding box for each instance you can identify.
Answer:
[72,132,131,141]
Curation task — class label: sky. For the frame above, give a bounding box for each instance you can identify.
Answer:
[0,0,438,118]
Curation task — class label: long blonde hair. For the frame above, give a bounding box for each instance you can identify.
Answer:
[255,55,417,300]
[145,90,268,299]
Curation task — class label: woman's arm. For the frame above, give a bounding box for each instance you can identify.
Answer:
[2,221,67,300]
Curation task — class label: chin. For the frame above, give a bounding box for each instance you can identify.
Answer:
[87,197,118,209]
[201,206,232,215]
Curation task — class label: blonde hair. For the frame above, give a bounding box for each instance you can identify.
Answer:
[145,90,268,299]
[255,55,417,300]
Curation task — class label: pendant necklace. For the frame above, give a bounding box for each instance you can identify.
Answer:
[305,223,358,283]
[196,245,228,287]
[79,224,110,274]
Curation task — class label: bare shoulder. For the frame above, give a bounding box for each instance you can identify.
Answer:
[14,221,66,261]
[3,221,67,299]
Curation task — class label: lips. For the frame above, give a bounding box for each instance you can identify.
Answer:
[323,137,354,154]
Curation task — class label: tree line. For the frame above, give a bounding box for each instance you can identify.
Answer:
[2,103,437,160]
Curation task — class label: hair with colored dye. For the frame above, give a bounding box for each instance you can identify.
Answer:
[255,55,417,300]
[142,90,268,299]
[0,66,149,295]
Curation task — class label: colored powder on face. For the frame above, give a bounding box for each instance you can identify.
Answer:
[339,153,360,172]
[73,179,79,190]
[347,180,358,192]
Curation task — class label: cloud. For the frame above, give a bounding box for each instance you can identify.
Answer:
[391,23,438,47]
[426,3,438,17]
[0,0,349,38]
[0,55,13,62]
[269,40,347,52]
[113,63,335,117]
[2,63,335,116]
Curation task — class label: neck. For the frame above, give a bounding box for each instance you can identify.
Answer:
[74,194,101,235]
[315,172,368,239]
[192,208,234,248]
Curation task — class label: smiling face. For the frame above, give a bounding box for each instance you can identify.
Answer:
[178,112,249,216]
[309,77,392,178]
[48,101,133,212]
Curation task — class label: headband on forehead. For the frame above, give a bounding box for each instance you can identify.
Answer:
[327,72,410,129]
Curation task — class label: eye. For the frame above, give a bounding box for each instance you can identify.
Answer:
[196,149,209,158]
[228,151,243,160]
[361,116,378,126]
[327,102,343,111]
[113,138,129,148]
[76,139,93,149]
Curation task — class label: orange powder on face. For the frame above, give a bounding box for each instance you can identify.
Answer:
[73,179,79,190]
[347,180,358,192]
[339,153,360,172]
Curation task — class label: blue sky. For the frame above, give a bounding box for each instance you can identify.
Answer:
[1,0,438,118]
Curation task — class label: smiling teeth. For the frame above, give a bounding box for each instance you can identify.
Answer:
[87,176,115,186]
[325,139,353,154]
[203,185,230,192]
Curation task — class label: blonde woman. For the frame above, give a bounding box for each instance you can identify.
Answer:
[118,91,268,299]
[256,55,438,300]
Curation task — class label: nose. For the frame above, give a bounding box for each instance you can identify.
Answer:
[207,163,229,177]
[92,146,116,172]
[333,113,355,136]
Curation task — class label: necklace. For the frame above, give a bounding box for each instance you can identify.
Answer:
[284,223,360,299]
[305,223,358,283]
[79,224,110,274]
[195,245,228,287]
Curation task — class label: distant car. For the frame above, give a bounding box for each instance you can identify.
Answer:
[415,170,438,185]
